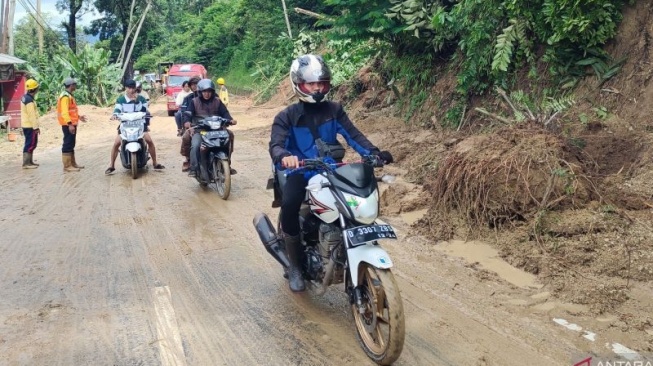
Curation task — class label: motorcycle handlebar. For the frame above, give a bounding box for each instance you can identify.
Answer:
[111,112,152,121]
[284,155,384,176]
[189,117,233,128]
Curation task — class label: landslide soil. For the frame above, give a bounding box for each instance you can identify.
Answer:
[333,0,653,357]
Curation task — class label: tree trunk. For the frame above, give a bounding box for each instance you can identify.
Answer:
[121,1,151,79]
[116,0,137,65]
[67,12,77,52]
[63,0,84,53]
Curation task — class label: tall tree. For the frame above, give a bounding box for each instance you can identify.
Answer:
[57,0,92,52]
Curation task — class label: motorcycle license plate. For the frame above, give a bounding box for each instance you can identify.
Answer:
[201,130,227,137]
[345,224,397,246]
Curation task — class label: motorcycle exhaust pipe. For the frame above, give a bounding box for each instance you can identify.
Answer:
[253,212,290,269]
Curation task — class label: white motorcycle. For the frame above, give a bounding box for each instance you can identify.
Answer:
[253,157,405,365]
[117,112,149,179]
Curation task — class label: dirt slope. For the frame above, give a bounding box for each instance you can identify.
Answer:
[322,0,653,356]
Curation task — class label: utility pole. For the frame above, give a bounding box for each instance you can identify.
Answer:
[7,0,14,55]
[37,0,43,54]
[1,0,8,53]
[281,0,292,39]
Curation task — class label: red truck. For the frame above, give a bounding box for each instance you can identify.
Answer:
[164,63,207,116]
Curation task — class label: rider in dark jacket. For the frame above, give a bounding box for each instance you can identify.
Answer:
[269,54,393,292]
[183,79,237,179]
[179,76,201,172]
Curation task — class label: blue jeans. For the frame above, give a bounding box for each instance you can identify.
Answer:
[174,111,183,130]
[22,128,38,153]
[190,133,202,171]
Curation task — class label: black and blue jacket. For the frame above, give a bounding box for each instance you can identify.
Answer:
[269,101,379,165]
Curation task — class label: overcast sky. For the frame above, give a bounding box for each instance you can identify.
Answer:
[14,0,101,29]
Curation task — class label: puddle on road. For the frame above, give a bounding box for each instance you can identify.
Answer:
[436,240,541,289]
[400,209,428,226]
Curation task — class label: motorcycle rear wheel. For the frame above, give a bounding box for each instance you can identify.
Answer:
[352,264,405,365]
[210,159,231,199]
[131,152,138,179]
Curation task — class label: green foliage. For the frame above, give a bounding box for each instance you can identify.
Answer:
[117,0,629,127]
[593,106,608,119]
[576,54,627,86]
[376,52,439,123]
[452,0,624,96]
[403,90,428,122]
[444,101,465,128]
[323,38,377,87]
[325,0,399,40]
[386,0,437,39]
[13,17,64,65]
[26,45,121,113]
[491,19,533,73]
[476,87,575,126]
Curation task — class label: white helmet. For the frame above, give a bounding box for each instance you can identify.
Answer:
[290,54,331,103]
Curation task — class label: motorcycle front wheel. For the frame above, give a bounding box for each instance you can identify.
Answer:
[131,152,138,179]
[352,264,405,365]
[210,158,231,199]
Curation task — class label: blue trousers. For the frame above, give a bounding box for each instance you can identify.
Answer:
[22,128,38,153]
[61,126,77,153]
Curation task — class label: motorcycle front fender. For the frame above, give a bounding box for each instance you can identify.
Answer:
[215,151,228,160]
[347,244,393,286]
[125,142,141,152]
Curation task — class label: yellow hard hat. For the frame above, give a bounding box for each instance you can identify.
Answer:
[217,77,225,85]
[25,79,39,91]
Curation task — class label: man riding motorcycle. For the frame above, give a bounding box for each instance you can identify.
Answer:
[269,54,393,292]
[105,79,164,175]
[182,78,237,178]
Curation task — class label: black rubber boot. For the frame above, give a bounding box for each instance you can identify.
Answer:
[284,234,305,292]
[22,153,37,169]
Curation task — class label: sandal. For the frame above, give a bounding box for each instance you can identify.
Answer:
[153,163,165,170]
[181,161,190,172]
[105,167,115,175]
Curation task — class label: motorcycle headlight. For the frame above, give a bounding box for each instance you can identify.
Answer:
[208,121,223,130]
[342,189,379,225]
[121,127,141,140]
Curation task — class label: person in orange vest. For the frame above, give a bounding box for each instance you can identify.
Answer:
[57,78,88,172]
[20,79,40,169]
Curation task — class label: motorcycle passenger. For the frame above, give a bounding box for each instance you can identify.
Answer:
[269,54,393,292]
[179,76,202,171]
[105,79,165,175]
[174,80,192,136]
[136,81,150,102]
[182,78,237,179]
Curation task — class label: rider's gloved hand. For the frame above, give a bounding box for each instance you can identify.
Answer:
[378,150,394,164]
[364,155,383,167]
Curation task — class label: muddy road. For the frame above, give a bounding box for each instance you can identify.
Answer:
[0,97,633,365]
